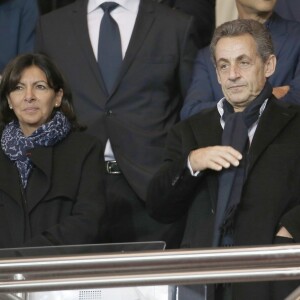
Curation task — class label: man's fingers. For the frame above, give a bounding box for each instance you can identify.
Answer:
[214,146,242,167]
[208,154,238,171]
[220,146,243,160]
[189,146,243,172]
[206,161,223,171]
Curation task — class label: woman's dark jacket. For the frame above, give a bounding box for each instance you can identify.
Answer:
[0,131,105,248]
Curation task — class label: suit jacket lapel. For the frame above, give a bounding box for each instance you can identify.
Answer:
[190,109,222,147]
[71,0,108,96]
[0,147,52,213]
[109,0,155,97]
[190,109,222,212]
[206,111,222,213]
[247,98,297,175]
[26,147,53,213]
[0,152,22,207]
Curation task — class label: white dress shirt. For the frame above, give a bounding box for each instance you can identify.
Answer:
[87,0,140,161]
[87,0,139,59]
[215,0,238,27]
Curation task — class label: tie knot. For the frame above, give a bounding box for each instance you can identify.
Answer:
[100,2,119,13]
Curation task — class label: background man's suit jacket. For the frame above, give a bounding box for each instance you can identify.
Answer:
[181,13,300,119]
[275,0,300,22]
[0,0,39,73]
[35,0,197,201]
[148,97,300,299]
[160,0,216,48]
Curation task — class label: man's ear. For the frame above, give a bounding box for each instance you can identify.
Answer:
[264,54,276,78]
[216,67,221,85]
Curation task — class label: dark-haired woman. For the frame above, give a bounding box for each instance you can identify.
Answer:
[0,53,105,248]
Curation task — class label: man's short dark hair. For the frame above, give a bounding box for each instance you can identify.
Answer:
[210,19,274,64]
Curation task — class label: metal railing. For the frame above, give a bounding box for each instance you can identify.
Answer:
[0,244,299,292]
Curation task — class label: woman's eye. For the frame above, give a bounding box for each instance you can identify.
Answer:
[14,85,23,91]
[36,84,47,90]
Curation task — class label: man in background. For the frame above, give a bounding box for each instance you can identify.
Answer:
[275,0,300,22]
[158,0,215,48]
[0,0,39,77]
[35,0,198,247]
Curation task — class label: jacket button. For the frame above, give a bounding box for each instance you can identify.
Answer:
[106,110,112,116]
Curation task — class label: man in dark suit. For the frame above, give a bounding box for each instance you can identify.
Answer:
[38,0,75,14]
[181,0,300,119]
[35,0,197,247]
[157,0,215,48]
[0,0,39,75]
[147,19,300,299]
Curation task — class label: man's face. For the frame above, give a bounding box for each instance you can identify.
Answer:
[236,0,277,14]
[215,34,274,111]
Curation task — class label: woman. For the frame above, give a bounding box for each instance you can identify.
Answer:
[0,53,105,248]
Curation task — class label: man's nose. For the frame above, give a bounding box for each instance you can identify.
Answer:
[228,64,241,80]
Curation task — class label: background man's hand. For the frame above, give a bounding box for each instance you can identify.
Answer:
[273,85,290,99]
[276,226,293,239]
[189,146,242,172]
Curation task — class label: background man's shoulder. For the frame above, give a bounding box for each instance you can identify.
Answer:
[39,0,79,22]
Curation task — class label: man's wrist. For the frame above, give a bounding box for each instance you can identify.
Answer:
[187,156,200,176]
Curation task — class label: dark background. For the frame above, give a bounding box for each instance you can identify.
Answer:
[38,0,75,14]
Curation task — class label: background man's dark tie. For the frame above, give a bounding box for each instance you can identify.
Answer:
[98,2,122,94]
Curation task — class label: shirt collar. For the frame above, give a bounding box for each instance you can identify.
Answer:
[217,97,269,126]
[88,0,140,14]
[217,97,226,118]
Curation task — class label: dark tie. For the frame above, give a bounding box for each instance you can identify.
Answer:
[98,2,122,94]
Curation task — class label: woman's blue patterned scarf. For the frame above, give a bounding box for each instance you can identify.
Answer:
[1,111,71,188]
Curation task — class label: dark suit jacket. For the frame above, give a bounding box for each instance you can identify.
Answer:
[35,0,197,201]
[181,13,300,119]
[0,132,105,248]
[165,0,216,48]
[38,0,75,14]
[147,97,300,299]
[0,0,39,73]
[275,0,300,22]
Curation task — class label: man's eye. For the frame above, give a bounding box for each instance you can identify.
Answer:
[239,61,250,68]
[219,64,229,71]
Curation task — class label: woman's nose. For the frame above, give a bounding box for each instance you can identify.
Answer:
[24,87,36,102]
